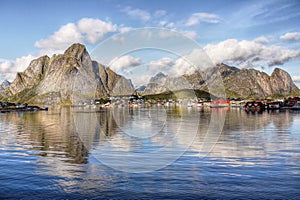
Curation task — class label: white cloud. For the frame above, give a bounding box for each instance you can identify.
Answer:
[108,55,142,72]
[204,38,300,68]
[130,74,152,87]
[35,23,83,51]
[0,60,11,72]
[0,54,35,81]
[148,57,174,71]
[2,17,119,82]
[35,18,117,52]
[166,22,175,29]
[120,6,151,22]
[118,25,132,34]
[158,20,168,27]
[77,18,117,44]
[182,31,197,39]
[292,75,300,82]
[185,12,221,26]
[253,36,270,44]
[280,32,300,41]
[172,48,214,76]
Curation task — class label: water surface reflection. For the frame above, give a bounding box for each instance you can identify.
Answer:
[0,107,300,199]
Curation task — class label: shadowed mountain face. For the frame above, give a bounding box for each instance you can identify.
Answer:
[0,44,134,104]
[144,63,300,99]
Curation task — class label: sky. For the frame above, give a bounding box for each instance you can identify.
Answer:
[0,0,300,87]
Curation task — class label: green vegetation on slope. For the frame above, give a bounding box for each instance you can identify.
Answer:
[143,89,212,100]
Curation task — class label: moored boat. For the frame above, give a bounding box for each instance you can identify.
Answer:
[291,101,300,110]
[266,101,283,110]
[244,101,265,112]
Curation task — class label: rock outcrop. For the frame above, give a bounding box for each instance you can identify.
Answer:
[0,43,134,104]
[0,80,11,93]
[219,64,300,98]
[144,63,300,99]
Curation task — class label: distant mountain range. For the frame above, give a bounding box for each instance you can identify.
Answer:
[144,63,300,99]
[0,43,299,104]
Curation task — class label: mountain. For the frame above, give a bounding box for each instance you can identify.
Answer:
[136,85,147,92]
[144,63,300,99]
[0,43,134,104]
[218,63,300,98]
[1,44,299,103]
[0,80,11,93]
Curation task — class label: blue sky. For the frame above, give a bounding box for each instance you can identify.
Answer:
[1,0,300,86]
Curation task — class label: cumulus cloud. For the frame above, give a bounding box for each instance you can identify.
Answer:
[148,57,174,71]
[172,48,214,76]
[35,18,117,51]
[280,32,300,41]
[130,74,153,87]
[77,18,117,44]
[35,23,83,51]
[185,12,221,26]
[0,54,35,81]
[118,25,132,33]
[253,36,270,44]
[2,17,118,82]
[109,55,142,72]
[292,75,300,82]
[143,49,214,78]
[120,6,151,22]
[204,38,300,68]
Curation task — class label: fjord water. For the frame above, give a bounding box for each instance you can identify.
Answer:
[0,107,299,199]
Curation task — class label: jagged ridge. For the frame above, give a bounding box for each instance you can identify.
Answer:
[0,43,134,104]
[144,63,300,99]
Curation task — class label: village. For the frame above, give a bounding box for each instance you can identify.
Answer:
[95,95,300,112]
[1,95,300,113]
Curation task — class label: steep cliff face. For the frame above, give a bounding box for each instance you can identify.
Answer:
[144,63,300,98]
[220,65,300,98]
[0,43,134,104]
[4,56,49,97]
[270,68,299,95]
[105,67,134,96]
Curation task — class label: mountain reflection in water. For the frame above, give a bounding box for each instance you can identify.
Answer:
[0,107,300,199]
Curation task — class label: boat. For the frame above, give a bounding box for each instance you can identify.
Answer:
[266,101,283,110]
[230,100,244,108]
[244,101,265,112]
[291,101,300,110]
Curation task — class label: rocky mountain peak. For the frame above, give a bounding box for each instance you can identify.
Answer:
[63,43,91,68]
[144,64,300,98]
[149,72,167,83]
[0,43,135,104]
[271,67,289,78]
[64,43,87,58]
[270,67,299,95]
[1,80,11,87]
[0,80,11,92]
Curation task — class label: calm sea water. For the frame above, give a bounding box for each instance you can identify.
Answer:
[0,106,299,199]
